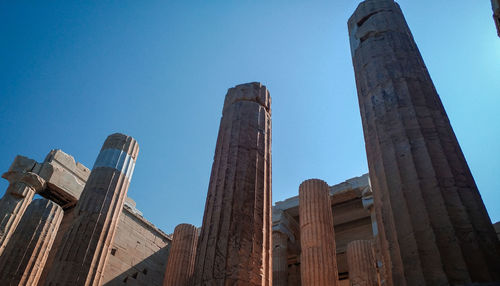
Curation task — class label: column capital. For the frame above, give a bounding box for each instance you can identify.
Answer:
[2,171,46,192]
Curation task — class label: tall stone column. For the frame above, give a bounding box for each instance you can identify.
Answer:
[45,133,139,286]
[272,230,288,286]
[0,199,63,285]
[346,240,378,286]
[192,82,272,286]
[163,223,198,286]
[299,179,339,286]
[0,156,46,256]
[348,1,500,285]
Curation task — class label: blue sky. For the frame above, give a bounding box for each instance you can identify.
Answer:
[1,0,499,234]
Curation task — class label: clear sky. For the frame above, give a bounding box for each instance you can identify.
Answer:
[1,0,499,234]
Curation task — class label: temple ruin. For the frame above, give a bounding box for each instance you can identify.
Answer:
[1,0,499,285]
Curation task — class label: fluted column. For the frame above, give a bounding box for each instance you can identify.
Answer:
[346,240,378,286]
[163,223,198,286]
[362,188,385,285]
[0,199,63,285]
[45,133,139,286]
[272,231,288,286]
[0,156,46,256]
[299,179,338,286]
[348,1,500,285]
[193,82,272,286]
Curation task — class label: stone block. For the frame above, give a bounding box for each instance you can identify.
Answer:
[37,150,90,207]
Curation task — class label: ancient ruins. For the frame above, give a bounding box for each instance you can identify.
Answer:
[163,224,198,286]
[349,0,500,284]
[192,82,272,286]
[1,0,499,285]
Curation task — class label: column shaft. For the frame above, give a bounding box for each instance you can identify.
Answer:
[0,161,45,256]
[299,179,339,286]
[346,240,378,286]
[272,231,288,286]
[163,224,198,286]
[0,199,63,286]
[348,1,500,285]
[193,82,272,286]
[45,133,139,286]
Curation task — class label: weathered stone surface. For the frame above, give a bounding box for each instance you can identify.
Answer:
[272,231,288,286]
[493,0,500,37]
[0,199,63,286]
[193,82,272,286]
[299,179,339,286]
[102,203,171,285]
[38,207,77,285]
[0,156,46,256]
[37,149,90,207]
[348,0,500,285]
[163,224,198,286]
[362,187,386,285]
[45,133,139,286]
[346,240,378,286]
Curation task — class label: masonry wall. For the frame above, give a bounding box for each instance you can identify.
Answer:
[102,205,171,286]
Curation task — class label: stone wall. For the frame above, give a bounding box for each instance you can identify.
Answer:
[102,203,171,286]
[0,150,171,286]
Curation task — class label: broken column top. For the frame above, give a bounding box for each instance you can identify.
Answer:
[93,133,139,181]
[100,133,139,160]
[348,0,405,57]
[223,82,271,113]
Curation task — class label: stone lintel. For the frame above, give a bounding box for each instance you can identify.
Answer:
[274,173,370,218]
[37,150,90,207]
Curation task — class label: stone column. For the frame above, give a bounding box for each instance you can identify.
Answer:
[45,133,139,286]
[348,1,500,285]
[272,231,288,286]
[0,199,63,285]
[0,156,46,256]
[192,82,272,286]
[362,188,385,285]
[346,240,378,286]
[163,223,198,286]
[299,179,339,286]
